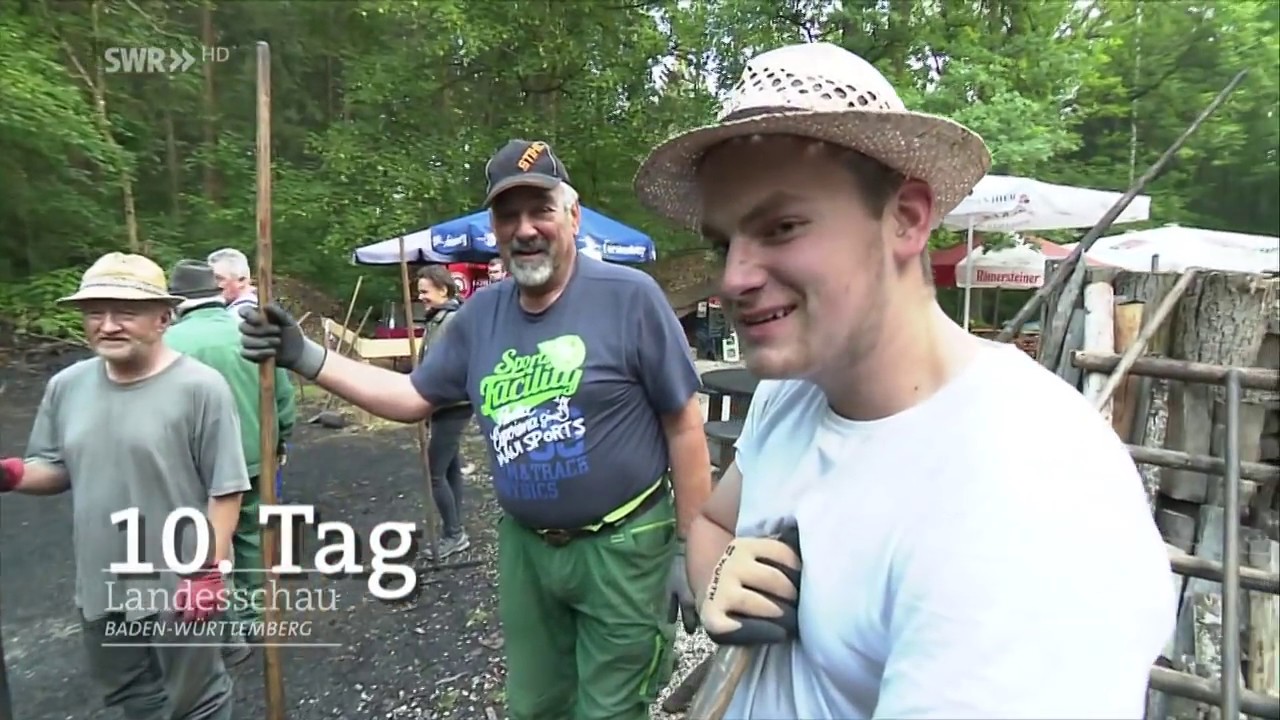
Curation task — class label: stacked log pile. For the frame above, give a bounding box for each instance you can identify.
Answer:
[1040,264,1280,719]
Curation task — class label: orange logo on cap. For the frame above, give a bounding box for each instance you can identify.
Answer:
[517,142,549,172]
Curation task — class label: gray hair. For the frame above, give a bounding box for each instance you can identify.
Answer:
[207,248,251,279]
[552,182,579,215]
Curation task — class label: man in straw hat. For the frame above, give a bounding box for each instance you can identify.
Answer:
[0,252,250,719]
[236,139,712,720]
[165,259,297,666]
[633,43,1176,717]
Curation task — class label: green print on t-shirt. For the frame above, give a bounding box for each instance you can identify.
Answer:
[478,334,586,421]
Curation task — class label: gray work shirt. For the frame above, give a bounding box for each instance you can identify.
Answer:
[25,355,251,622]
[411,254,700,529]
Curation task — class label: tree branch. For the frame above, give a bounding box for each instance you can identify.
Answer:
[122,0,188,43]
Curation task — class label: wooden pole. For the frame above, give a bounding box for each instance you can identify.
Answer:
[996,69,1249,346]
[319,278,365,414]
[398,238,441,567]
[1072,352,1280,391]
[254,40,287,720]
[1088,269,1199,412]
[0,590,11,720]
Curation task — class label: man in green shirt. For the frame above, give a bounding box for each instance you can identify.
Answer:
[165,259,297,663]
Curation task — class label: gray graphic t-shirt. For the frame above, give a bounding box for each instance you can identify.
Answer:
[411,255,700,529]
[25,355,251,622]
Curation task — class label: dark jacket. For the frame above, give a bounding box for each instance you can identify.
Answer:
[420,299,469,412]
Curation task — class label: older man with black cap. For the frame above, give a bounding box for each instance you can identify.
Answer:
[165,259,297,663]
[0,252,249,719]
[236,139,713,720]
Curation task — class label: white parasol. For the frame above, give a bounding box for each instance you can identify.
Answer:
[942,174,1153,330]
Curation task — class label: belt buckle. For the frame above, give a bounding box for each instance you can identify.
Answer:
[540,529,573,547]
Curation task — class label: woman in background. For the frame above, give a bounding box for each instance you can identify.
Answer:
[415,265,473,558]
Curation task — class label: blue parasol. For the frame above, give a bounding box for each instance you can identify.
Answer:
[352,206,656,265]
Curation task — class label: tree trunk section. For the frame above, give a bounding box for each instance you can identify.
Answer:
[165,106,180,220]
[1163,273,1277,503]
[1159,272,1278,720]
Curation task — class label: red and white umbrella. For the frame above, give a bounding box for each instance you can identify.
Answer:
[942,175,1152,330]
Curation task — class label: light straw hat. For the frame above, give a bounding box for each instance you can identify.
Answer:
[634,42,992,229]
[57,252,185,306]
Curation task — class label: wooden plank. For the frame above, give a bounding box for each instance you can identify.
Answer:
[1248,333,1280,524]
[1039,258,1065,360]
[1113,273,1179,505]
[1054,308,1086,390]
[1112,301,1146,440]
[1082,281,1117,424]
[1159,508,1198,552]
[1205,402,1267,508]
[1246,536,1279,701]
[1169,504,1227,720]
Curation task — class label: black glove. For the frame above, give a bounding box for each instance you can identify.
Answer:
[700,525,802,647]
[667,541,699,634]
[238,303,327,380]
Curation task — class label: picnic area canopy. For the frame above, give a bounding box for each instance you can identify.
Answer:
[932,236,1110,290]
[939,173,1153,330]
[350,206,657,266]
[1062,225,1280,275]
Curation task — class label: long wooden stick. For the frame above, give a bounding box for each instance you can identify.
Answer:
[996,69,1248,347]
[0,590,11,720]
[1089,269,1199,411]
[254,40,287,720]
[398,238,441,567]
[320,278,364,413]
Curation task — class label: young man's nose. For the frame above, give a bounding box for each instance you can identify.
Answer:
[720,241,770,299]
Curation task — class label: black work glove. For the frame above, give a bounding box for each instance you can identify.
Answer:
[667,541,700,634]
[699,525,801,646]
[238,303,327,380]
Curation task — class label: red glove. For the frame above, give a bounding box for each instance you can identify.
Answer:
[0,458,24,493]
[173,567,228,623]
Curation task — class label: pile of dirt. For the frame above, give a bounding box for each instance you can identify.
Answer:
[274,274,349,341]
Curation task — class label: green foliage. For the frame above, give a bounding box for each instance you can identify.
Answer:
[0,0,1276,340]
[0,268,86,341]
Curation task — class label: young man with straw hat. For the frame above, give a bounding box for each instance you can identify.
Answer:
[235,139,711,720]
[164,259,297,665]
[0,252,250,719]
[633,42,1176,718]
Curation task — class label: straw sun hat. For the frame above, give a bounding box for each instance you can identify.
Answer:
[57,252,185,306]
[633,42,993,230]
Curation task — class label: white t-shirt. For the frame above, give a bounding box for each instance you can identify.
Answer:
[725,341,1176,719]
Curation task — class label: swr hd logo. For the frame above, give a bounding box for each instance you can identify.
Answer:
[104,46,231,74]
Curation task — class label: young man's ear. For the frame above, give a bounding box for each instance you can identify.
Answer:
[887,179,934,268]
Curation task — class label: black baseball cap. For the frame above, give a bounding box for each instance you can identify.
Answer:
[483,139,571,207]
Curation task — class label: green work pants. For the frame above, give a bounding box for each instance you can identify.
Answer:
[227,477,264,626]
[498,494,678,720]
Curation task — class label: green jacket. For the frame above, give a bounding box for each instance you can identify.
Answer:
[165,304,297,478]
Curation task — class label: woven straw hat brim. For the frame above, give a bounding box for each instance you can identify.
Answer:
[634,108,992,231]
[58,284,185,306]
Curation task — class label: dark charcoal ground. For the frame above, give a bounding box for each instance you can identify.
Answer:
[0,353,511,720]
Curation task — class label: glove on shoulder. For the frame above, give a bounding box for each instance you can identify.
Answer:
[699,525,802,646]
